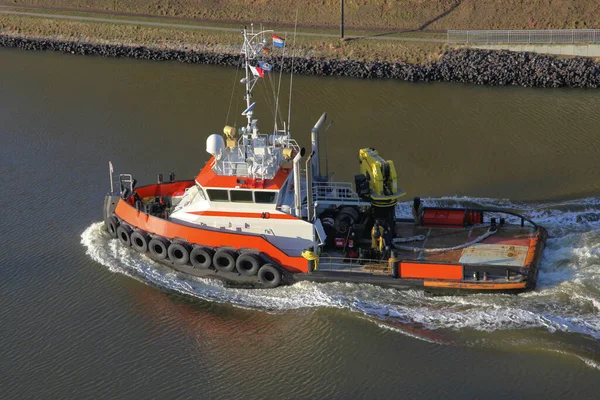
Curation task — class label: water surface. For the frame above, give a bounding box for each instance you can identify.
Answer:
[2,48,600,399]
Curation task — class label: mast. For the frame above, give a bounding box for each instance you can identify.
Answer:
[242,26,252,130]
[240,26,273,131]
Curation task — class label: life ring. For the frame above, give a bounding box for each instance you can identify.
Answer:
[236,253,261,276]
[258,264,281,288]
[148,237,170,260]
[213,249,236,273]
[168,242,190,265]
[116,224,133,246]
[107,216,119,238]
[130,230,149,253]
[190,247,214,269]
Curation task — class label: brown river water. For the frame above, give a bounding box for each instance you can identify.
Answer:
[2,47,600,399]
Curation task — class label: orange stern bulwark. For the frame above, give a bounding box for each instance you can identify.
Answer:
[399,262,464,280]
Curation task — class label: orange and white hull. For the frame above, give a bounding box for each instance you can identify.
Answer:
[103,181,546,293]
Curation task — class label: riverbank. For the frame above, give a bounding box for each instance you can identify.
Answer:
[7,0,600,31]
[0,11,445,64]
[2,32,600,88]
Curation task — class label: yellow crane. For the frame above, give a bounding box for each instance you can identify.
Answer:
[358,147,405,207]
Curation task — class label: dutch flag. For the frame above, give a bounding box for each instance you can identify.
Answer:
[272,34,285,48]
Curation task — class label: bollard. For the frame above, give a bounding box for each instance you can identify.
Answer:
[389,250,399,279]
[307,246,315,273]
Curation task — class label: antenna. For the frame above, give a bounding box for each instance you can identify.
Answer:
[323,120,334,178]
[287,9,299,137]
[273,32,287,135]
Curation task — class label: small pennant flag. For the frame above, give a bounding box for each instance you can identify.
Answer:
[109,161,114,173]
[272,34,285,48]
[258,61,272,72]
[262,47,271,53]
[249,65,264,78]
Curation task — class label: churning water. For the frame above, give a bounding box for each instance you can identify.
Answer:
[82,195,600,370]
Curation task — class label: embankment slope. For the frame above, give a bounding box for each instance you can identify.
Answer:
[8,0,600,30]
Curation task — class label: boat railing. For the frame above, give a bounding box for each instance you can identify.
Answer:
[219,160,249,177]
[316,255,389,273]
[476,208,539,228]
[286,139,301,153]
[216,137,300,178]
[112,173,134,196]
[312,181,369,205]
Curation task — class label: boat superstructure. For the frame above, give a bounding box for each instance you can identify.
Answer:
[102,26,546,293]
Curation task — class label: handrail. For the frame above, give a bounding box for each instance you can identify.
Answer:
[315,254,530,280]
[116,173,134,196]
[313,181,360,199]
[315,255,387,273]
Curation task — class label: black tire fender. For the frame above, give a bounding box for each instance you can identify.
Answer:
[116,224,133,247]
[130,230,149,253]
[190,247,214,269]
[107,216,119,238]
[148,237,169,260]
[258,264,281,288]
[213,250,236,273]
[168,242,190,265]
[236,253,261,276]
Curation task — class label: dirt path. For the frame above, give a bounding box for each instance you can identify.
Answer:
[0,7,446,44]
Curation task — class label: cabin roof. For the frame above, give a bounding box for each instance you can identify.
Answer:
[195,157,291,190]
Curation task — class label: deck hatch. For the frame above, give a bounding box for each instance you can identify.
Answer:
[459,244,528,267]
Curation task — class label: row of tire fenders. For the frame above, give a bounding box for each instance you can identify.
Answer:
[105,216,283,288]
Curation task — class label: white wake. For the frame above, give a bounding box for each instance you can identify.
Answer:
[81,195,600,342]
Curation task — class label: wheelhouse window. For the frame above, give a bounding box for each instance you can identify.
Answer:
[230,190,253,203]
[254,191,277,204]
[206,189,229,202]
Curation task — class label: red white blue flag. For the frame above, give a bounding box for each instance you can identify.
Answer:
[272,34,285,48]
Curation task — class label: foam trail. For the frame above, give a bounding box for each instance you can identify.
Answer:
[83,195,600,369]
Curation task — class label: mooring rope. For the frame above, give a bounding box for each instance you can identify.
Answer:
[393,228,497,253]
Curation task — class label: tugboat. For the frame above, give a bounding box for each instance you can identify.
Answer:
[103,27,546,293]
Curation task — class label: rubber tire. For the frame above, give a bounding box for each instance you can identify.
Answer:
[236,253,261,276]
[117,224,133,247]
[149,237,169,260]
[131,231,149,253]
[258,264,281,288]
[107,216,119,238]
[168,242,190,265]
[213,250,236,273]
[190,247,214,269]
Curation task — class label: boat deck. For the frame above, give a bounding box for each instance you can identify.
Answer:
[316,221,538,277]
[394,222,534,265]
